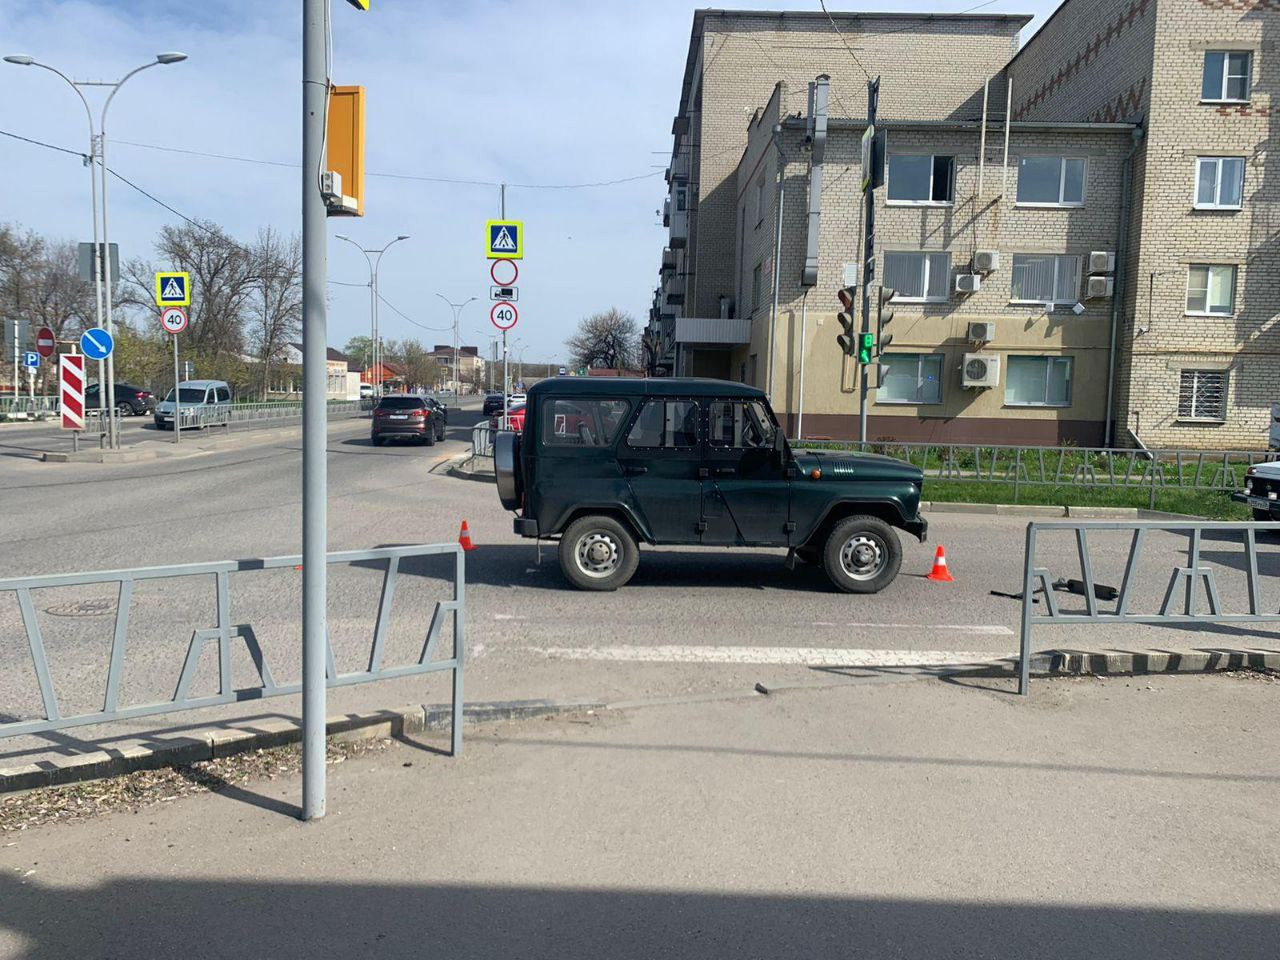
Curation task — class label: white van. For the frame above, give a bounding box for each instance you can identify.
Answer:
[153,380,232,430]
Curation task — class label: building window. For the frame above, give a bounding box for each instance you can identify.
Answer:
[755,176,766,226]
[1005,355,1073,407]
[886,155,955,204]
[1011,254,1081,304]
[882,251,950,302]
[1186,264,1236,315]
[1015,156,1086,206]
[878,354,943,404]
[1202,51,1251,103]
[1178,369,1227,421]
[1195,157,1244,209]
[674,184,688,212]
[751,262,763,313]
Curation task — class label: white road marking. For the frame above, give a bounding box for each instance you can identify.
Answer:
[814,622,1014,636]
[529,645,1010,667]
[493,613,527,621]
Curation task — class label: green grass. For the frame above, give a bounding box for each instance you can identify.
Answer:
[924,479,1250,520]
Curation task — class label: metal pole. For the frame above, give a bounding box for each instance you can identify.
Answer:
[10,319,16,411]
[502,330,509,426]
[368,255,377,395]
[796,290,808,440]
[172,333,180,444]
[859,79,879,445]
[98,136,119,450]
[301,0,328,821]
[87,135,107,426]
[1018,523,1036,695]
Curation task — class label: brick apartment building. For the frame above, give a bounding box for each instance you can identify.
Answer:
[649,2,1279,449]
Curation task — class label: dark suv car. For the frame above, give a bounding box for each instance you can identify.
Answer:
[494,378,927,593]
[482,393,506,416]
[84,382,155,416]
[371,395,445,445]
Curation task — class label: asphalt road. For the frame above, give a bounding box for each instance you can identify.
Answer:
[4,673,1278,958]
[1,403,1277,763]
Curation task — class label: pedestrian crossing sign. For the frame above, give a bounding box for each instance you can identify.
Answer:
[154,271,191,306]
[486,220,523,260]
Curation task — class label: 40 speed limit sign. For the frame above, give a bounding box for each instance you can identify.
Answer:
[490,300,518,331]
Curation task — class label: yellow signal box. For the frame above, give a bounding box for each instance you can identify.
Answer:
[326,85,366,216]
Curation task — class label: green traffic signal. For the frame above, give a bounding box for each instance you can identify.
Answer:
[858,332,875,365]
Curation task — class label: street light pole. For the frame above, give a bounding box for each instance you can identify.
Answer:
[4,52,186,449]
[336,234,409,396]
[435,294,476,406]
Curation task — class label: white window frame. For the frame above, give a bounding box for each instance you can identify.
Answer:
[876,353,944,405]
[1015,156,1087,208]
[1185,263,1237,316]
[1201,50,1251,104]
[882,251,951,303]
[1004,355,1074,408]
[674,184,688,212]
[1177,369,1228,422]
[1193,156,1244,210]
[1009,254,1082,306]
[885,154,955,206]
[750,262,763,314]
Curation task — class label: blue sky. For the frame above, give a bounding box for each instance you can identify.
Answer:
[0,0,1061,362]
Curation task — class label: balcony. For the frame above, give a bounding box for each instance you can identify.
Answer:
[672,317,750,346]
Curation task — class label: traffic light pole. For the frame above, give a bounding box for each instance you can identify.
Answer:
[858,78,879,446]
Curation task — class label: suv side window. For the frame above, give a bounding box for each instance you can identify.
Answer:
[708,400,775,450]
[626,400,699,449]
[542,398,629,447]
[215,387,231,403]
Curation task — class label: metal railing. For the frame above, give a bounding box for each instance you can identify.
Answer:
[1016,519,1280,696]
[796,440,1279,506]
[0,397,59,420]
[472,421,494,457]
[0,542,466,754]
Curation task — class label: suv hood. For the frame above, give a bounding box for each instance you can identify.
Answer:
[1249,461,1280,479]
[792,450,923,482]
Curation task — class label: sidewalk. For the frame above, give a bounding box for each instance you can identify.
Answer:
[2,672,1276,958]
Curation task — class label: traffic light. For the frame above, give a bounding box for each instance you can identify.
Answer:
[836,285,857,355]
[858,333,875,365]
[876,286,896,353]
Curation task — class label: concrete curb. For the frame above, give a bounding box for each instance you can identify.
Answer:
[0,698,604,794]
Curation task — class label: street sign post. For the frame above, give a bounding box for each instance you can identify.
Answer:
[80,328,114,361]
[490,301,518,331]
[60,354,85,432]
[490,285,518,301]
[78,242,120,283]
[485,220,523,260]
[154,271,191,307]
[160,306,188,334]
[35,327,56,358]
[22,352,39,370]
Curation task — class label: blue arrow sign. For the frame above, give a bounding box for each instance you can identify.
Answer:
[80,327,114,361]
[22,351,39,369]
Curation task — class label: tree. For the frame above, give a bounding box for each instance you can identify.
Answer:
[566,308,639,371]
[247,227,302,400]
[344,335,373,371]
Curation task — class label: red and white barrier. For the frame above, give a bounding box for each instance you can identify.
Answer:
[60,354,85,431]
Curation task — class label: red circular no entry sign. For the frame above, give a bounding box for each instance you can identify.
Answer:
[36,326,55,358]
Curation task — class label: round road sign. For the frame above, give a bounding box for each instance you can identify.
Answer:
[490,301,518,331]
[490,258,518,287]
[35,326,56,358]
[160,306,189,334]
[79,327,114,361]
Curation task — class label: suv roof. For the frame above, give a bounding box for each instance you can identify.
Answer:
[526,377,764,401]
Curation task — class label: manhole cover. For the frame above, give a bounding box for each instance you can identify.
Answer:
[44,598,117,618]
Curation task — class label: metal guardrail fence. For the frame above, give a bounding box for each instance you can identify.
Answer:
[0,397,59,419]
[0,542,466,754]
[796,440,1279,506]
[1016,519,1280,696]
[472,421,494,457]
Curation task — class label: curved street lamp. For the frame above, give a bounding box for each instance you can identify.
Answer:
[335,234,410,395]
[434,293,477,404]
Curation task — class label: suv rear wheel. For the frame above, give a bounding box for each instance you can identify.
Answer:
[559,515,639,591]
[821,515,902,594]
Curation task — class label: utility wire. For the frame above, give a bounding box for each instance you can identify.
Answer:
[376,292,453,332]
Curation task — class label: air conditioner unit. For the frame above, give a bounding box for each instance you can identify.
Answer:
[955,274,981,294]
[1086,275,1114,298]
[973,250,1000,273]
[962,353,1001,389]
[1088,251,1115,273]
[967,321,996,344]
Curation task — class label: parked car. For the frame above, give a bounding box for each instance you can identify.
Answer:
[153,380,232,431]
[359,383,375,399]
[1235,462,1280,521]
[494,378,927,593]
[84,382,156,416]
[490,403,526,432]
[508,392,527,407]
[424,396,449,435]
[371,394,443,445]
[482,393,505,416]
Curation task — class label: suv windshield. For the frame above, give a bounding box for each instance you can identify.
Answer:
[165,388,207,403]
[377,397,425,410]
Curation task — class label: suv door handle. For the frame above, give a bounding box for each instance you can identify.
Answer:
[622,465,648,477]
[711,466,736,477]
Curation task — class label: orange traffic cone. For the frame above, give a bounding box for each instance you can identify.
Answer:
[458,520,476,552]
[926,545,953,582]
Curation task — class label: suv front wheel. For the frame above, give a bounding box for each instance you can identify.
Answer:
[559,515,639,591]
[821,515,902,594]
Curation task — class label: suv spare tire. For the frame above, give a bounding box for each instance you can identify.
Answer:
[495,430,523,510]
